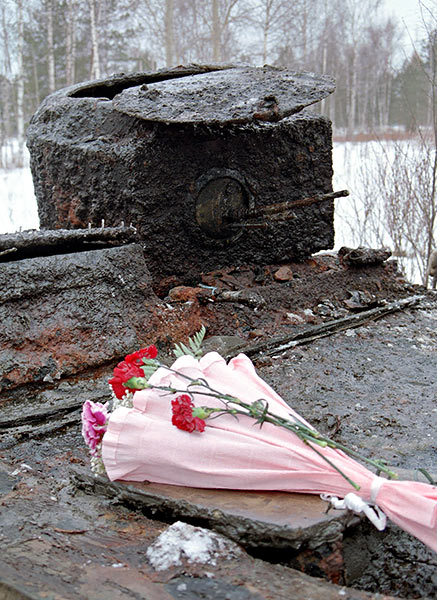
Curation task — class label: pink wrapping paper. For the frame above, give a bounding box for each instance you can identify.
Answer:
[102,352,437,552]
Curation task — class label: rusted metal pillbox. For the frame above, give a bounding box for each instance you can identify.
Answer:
[27,65,336,280]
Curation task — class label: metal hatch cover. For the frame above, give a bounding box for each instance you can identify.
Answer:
[112,65,335,125]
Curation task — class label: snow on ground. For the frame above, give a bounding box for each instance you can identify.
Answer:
[0,146,39,234]
[333,140,392,249]
[145,521,241,571]
[0,168,39,234]
[332,139,431,283]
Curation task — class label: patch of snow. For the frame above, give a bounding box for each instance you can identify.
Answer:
[146,521,241,571]
[10,463,34,476]
[0,145,39,234]
[286,312,304,323]
[333,140,432,284]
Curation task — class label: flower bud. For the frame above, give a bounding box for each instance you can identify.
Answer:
[192,407,213,419]
[124,377,150,390]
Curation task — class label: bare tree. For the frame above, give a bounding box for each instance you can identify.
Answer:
[335,131,436,284]
[165,0,174,66]
[426,249,437,287]
[15,0,24,144]
[251,0,290,64]
[210,0,246,62]
[46,0,56,93]
[420,5,437,267]
[88,0,100,78]
[341,0,383,135]
[65,0,77,86]
[133,0,180,66]
[0,2,12,161]
[212,0,220,61]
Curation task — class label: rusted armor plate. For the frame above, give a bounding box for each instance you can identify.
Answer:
[68,63,232,100]
[75,471,354,543]
[112,66,335,125]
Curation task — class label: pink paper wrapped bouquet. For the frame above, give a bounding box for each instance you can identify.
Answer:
[81,332,437,553]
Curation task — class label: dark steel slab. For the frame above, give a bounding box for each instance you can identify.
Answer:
[112,66,335,124]
[0,460,395,600]
[0,244,157,391]
[27,65,336,279]
[73,468,358,552]
[1,295,437,599]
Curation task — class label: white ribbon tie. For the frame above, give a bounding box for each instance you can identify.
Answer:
[370,475,386,504]
[321,490,387,531]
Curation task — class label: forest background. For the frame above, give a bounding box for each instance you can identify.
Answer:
[0,0,436,283]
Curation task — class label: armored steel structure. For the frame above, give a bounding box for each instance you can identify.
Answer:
[27,65,336,280]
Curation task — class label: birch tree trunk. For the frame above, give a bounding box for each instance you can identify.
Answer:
[1,3,11,74]
[359,72,369,131]
[89,0,100,79]
[381,76,391,128]
[262,0,272,64]
[426,29,437,268]
[165,0,174,66]
[32,53,40,106]
[301,0,308,67]
[0,4,12,158]
[347,49,357,135]
[65,0,77,86]
[0,79,11,165]
[46,0,56,93]
[212,0,221,62]
[15,0,24,145]
[319,43,327,115]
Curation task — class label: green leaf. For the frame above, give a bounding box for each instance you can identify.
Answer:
[173,325,206,358]
[141,359,159,380]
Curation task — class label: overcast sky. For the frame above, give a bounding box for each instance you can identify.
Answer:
[380,0,436,67]
[384,0,436,46]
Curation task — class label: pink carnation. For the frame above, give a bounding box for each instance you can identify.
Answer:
[81,400,108,454]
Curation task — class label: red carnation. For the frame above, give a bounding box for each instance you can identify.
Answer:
[171,394,205,433]
[125,345,158,365]
[109,360,144,399]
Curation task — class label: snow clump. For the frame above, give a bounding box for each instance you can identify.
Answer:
[146,521,242,571]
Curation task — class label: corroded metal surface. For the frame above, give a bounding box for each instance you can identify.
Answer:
[73,469,357,552]
[0,286,436,598]
[0,244,158,391]
[0,459,396,600]
[68,63,232,100]
[27,66,335,280]
[112,66,335,124]
[0,225,138,261]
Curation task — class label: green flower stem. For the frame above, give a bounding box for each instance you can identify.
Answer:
[302,441,361,491]
[316,438,398,479]
[128,362,398,489]
[246,410,398,480]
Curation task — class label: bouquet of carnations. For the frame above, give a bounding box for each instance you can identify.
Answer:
[81,329,437,553]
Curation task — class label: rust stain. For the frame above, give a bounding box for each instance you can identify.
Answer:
[294,540,345,585]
